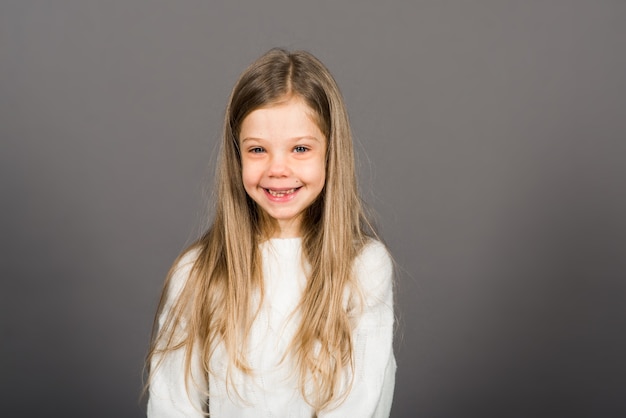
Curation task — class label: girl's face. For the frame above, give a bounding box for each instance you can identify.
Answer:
[239,96,327,238]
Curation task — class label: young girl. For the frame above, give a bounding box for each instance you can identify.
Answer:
[146,48,395,417]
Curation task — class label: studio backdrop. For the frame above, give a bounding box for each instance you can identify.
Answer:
[2,1,625,417]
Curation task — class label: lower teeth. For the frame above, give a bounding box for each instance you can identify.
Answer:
[269,189,295,197]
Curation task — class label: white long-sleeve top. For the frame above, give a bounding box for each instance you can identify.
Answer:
[148,238,395,417]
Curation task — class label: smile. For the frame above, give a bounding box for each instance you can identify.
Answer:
[264,187,300,197]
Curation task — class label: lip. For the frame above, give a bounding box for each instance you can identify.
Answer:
[262,186,301,202]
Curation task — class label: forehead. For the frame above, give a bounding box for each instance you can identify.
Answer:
[239,97,325,142]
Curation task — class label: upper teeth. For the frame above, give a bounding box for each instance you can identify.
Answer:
[268,188,296,197]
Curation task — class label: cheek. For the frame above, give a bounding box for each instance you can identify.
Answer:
[299,160,326,190]
[316,165,326,185]
[241,158,258,178]
[240,161,258,191]
[314,159,327,184]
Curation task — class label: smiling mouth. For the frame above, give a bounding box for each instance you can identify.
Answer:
[264,187,300,197]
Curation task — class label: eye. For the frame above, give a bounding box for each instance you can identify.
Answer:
[293,145,309,153]
[249,147,265,154]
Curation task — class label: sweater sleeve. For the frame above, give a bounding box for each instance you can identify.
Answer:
[319,240,396,418]
[147,251,207,418]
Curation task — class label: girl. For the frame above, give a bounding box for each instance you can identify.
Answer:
[146,48,395,417]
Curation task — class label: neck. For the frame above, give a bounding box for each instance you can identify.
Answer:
[273,218,302,238]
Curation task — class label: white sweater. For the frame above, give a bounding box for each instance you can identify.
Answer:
[148,238,395,417]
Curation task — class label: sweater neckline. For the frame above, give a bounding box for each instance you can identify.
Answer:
[268,237,301,242]
[262,237,302,253]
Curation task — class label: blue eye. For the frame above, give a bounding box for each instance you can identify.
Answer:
[294,146,308,153]
[249,147,265,153]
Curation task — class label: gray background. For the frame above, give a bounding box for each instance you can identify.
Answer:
[2,1,625,417]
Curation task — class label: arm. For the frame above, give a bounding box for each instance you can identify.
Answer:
[319,241,396,418]
[147,251,207,418]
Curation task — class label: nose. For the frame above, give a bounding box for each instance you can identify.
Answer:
[267,153,291,177]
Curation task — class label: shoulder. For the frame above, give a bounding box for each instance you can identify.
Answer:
[353,239,394,304]
[354,239,393,277]
[165,246,202,304]
[173,246,201,272]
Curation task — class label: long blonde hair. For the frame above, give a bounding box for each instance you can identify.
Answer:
[147,48,376,412]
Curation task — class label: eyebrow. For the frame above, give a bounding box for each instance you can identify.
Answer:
[240,136,323,144]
